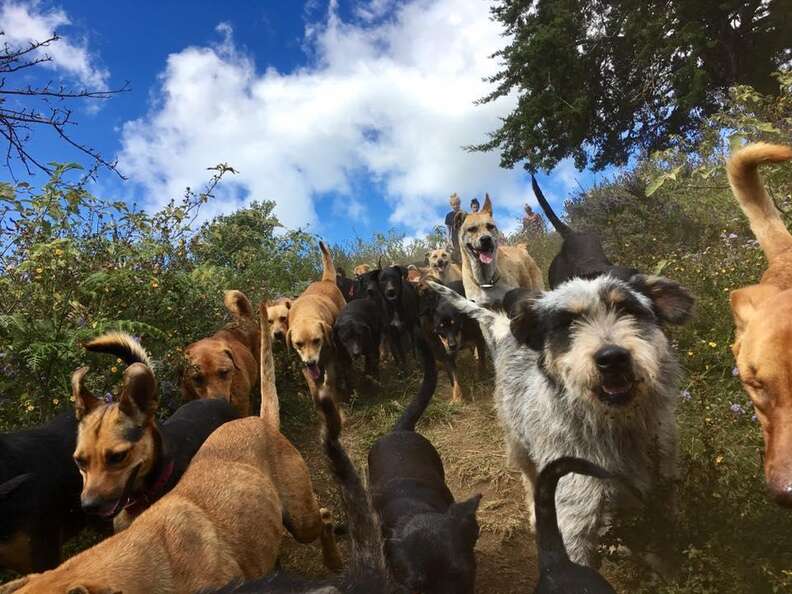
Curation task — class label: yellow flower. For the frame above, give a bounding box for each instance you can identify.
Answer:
[715,455,724,465]
[116,358,123,364]
[52,398,59,405]
[687,351,694,356]
[111,366,118,373]
[708,342,717,348]
[151,281,159,288]
[35,267,43,273]
[26,404,34,412]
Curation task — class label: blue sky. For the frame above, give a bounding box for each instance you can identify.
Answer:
[2,0,612,244]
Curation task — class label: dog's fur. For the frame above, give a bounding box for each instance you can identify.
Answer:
[372,265,420,366]
[72,333,238,532]
[334,298,383,380]
[336,268,360,302]
[182,290,260,416]
[265,297,293,343]
[368,336,482,593]
[428,274,693,566]
[458,195,544,305]
[531,176,638,289]
[0,296,341,594]
[0,412,84,573]
[287,242,348,405]
[353,263,371,278]
[533,457,616,594]
[726,142,792,506]
[426,249,462,284]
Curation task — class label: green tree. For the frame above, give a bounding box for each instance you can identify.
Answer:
[476,0,792,171]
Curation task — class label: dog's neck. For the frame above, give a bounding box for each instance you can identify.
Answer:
[464,250,500,287]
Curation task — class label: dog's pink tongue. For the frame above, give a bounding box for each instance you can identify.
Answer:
[478,251,494,264]
[308,364,321,380]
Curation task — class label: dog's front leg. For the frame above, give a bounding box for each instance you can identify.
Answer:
[445,355,463,403]
[555,474,607,568]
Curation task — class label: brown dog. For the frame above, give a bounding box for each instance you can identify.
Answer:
[0,297,342,594]
[353,263,371,278]
[426,248,462,283]
[181,290,259,416]
[458,194,544,305]
[287,242,347,404]
[727,142,792,507]
[265,297,292,343]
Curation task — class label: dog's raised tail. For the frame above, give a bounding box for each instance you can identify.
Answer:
[531,174,571,237]
[84,332,151,368]
[319,241,337,282]
[224,290,254,320]
[535,457,613,570]
[258,300,280,430]
[727,143,792,262]
[392,335,438,432]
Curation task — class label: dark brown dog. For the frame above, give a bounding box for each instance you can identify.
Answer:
[182,290,259,416]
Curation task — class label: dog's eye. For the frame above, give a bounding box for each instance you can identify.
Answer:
[743,377,764,390]
[218,369,230,378]
[280,316,287,323]
[467,226,478,233]
[268,318,274,324]
[74,456,87,471]
[313,338,321,346]
[486,223,495,231]
[295,342,304,349]
[192,375,204,386]
[106,450,129,466]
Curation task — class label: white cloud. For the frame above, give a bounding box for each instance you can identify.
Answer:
[119,0,568,236]
[0,1,108,88]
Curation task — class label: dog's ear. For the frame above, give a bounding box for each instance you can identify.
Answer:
[507,293,544,350]
[285,328,293,349]
[320,321,333,346]
[284,298,292,310]
[0,575,34,593]
[482,193,492,214]
[629,274,695,325]
[0,473,33,500]
[72,367,100,421]
[730,284,781,340]
[449,493,482,541]
[223,347,240,371]
[118,363,158,425]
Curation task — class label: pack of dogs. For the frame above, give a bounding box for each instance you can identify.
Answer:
[0,143,790,593]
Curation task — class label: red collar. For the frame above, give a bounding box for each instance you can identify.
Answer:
[124,459,175,517]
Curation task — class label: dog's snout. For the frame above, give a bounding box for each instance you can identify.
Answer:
[479,235,494,250]
[385,288,397,299]
[81,497,105,514]
[595,346,631,371]
[768,475,792,507]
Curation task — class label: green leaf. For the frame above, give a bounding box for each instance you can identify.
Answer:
[645,174,667,197]
[654,259,669,275]
[729,134,746,153]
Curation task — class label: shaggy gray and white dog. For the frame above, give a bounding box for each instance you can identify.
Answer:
[428,274,694,567]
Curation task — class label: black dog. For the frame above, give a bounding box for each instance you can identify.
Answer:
[334,298,383,380]
[336,267,360,302]
[0,411,84,573]
[532,176,637,289]
[368,336,482,593]
[372,265,420,366]
[534,457,616,594]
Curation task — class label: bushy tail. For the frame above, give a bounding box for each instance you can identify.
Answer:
[258,301,280,429]
[318,393,387,577]
[531,174,571,236]
[392,335,437,432]
[224,290,255,320]
[727,143,792,262]
[320,241,337,282]
[84,332,151,367]
[535,457,613,570]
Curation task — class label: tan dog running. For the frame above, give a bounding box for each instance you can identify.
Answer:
[0,297,342,594]
[727,142,792,507]
[181,290,259,416]
[426,248,462,283]
[287,242,347,404]
[458,194,544,305]
[265,297,293,343]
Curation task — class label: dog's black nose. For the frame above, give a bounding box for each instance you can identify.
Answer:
[81,498,105,514]
[595,346,631,371]
[479,235,494,250]
[385,289,397,299]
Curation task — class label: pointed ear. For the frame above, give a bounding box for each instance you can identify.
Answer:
[72,367,99,421]
[118,363,158,424]
[629,274,695,325]
[284,299,292,310]
[482,194,493,214]
[450,494,482,540]
[731,284,781,338]
[424,252,430,265]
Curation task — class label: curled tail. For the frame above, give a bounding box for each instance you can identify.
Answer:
[258,301,280,429]
[535,457,612,569]
[392,335,438,432]
[727,143,792,262]
[318,393,387,577]
[224,290,255,319]
[531,174,571,236]
[84,332,151,367]
[319,241,337,282]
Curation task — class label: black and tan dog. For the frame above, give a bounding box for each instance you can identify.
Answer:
[0,412,84,574]
[72,332,238,532]
[334,298,383,381]
[368,336,482,593]
[531,176,638,289]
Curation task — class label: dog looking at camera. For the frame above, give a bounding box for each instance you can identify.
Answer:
[265,297,293,343]
[426,248,462,284]
[458,194,543,305]
[726,142,792,507]
[429,274,694,566]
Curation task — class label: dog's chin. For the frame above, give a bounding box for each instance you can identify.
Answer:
[595,376,636,407]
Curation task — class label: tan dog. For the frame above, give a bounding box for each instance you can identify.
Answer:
[727,142,792,507]
[0,300,342,594]
[458,194,544,305]
[181,290,259,416]
[265,297,293,342]
[288,242,347,404]
[353,263,371,278]
[426,248,462,283]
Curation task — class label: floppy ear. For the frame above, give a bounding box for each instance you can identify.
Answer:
[223,347,240,370]
[72,367,99,421]
[730,284,781,339]
[507,292,544,350]
[450,493,482,541]
[320,321,333,346]
[629,274,695,325]
[482,193,493,214]
[118,363,158,424]
[0,473,33,499]
[285,328,293,349]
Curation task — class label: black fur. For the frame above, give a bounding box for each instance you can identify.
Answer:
[374,266,420,366]
[334,299,383,380]
[336,268,360,302]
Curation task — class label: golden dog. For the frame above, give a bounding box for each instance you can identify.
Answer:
[0,299,342,594]
[426,248,462,283]
[458,194,544,305]
[727,142,792,506]
[287,242,347,404]
[265,297,292,343]
[353,263,371,278]
[181,290,259,416]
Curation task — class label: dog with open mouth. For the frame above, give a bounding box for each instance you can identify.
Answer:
[428,273,694,567]
[458,194,544,306]
[426,248,462,284]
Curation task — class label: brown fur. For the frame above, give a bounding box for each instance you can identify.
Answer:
[727,142,792,506]
[181,290,259,416]
[458,194,544,305]
[426,248,462,283]
[353,263,371,278]
[287,242,347,405]
[1,291,342,594]
[265,297,292,342]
